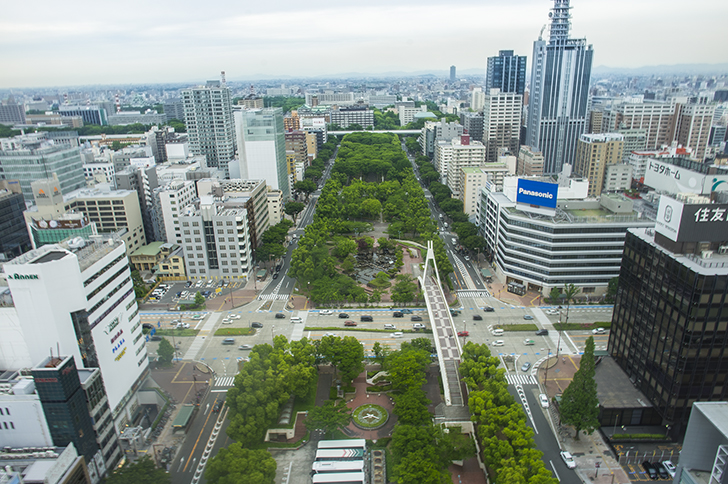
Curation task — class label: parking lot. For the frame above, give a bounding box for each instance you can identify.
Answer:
[145,280,244,306]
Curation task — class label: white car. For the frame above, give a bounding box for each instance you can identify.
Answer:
[176,322,190,329]
[491,340,505,347]
[221,319,232,325]
[546,309,560,315]
[290,316,303,323]
[229,314,241,320]
[592,327,607,335]
[539,394,549,408]
[662,461,676,477]
[319,310,333,315]
[560,451,576,469]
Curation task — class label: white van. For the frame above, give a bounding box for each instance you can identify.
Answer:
[492,329,504,336]
[290,317,303,323]
[384,323,396,330]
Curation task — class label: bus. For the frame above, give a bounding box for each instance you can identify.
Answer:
[312,461,365,474]
[311,472,365,484]
[507,281,526,296]
[317,439,366,451]
[314,449,365,461]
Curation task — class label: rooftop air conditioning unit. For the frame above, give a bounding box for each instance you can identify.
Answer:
[719,246,728,255]
[701,250,713,259]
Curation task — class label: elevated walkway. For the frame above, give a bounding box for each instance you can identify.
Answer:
[419,241,464,407]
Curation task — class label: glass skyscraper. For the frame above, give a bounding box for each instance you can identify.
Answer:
[486,50,527,96]
[526,0,593,175]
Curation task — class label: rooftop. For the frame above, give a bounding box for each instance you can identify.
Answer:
[594,356,652,409]
[131,242,166,257]
[631,228,728,275]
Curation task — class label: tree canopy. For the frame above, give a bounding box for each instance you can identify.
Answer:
[560,337,600,440]
[105,456,170,484]
[304,399,352,437]
[205,444,276,484]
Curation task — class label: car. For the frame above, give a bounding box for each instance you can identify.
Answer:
[393,311,404,318]
[338,313,349,318]
[642,461,657,480]
[561,451,576,469]
[221,319,232,324]
[323,333,338,338]
[539,394,549,408]
[251,322,263,328]
[319,310,333,315]
[523,315,534,320]
[661,461,676,478]
[400,309,414,314]
[290,317,303,323]
[457,331,469,337]
[521,362,531,372]
[229,314,241,320]
[274,313,286,319]
[176,292,182,297]
[413,323,426,330]
[222,338,235,345]
[176,322,190,329]
[272,273,279,279]
[212,401,222,412]
[464,256,470,261]
[536,329,549,336]
[148,297,158,301]
[449,309,461,316]
[654,462,669,479]
[238,344,251,350]
[546,309,560,315]
[150,335,162,341]
[384,324,396,330]
[411,315,423,321]
[142,323,154,330]
[491,340,504,347]
[483,306,495,312]
[390,332,404,338]
[344,321,357,327]
[523,339,535,345]
[191,314,204,320]
[360,315,373,322]
[592,327,607,335]
[473,314,483,321]
[236,356,250,363]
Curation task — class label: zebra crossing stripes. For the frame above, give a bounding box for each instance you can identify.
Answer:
[457,290,491,298]
[214,376,235,388]
[506,374,537,386]
[258,293,288,301]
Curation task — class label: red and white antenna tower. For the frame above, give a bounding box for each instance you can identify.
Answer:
[115,94,121,113]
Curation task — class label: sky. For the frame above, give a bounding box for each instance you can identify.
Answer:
[1,0,727,89]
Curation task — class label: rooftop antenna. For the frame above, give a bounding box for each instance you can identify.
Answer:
[548,0,572,42]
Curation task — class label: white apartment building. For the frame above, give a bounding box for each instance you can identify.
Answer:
[434,135,486,197]
[2,236,148,432]
[397,105,426,126]
[470,87,485,111]
[179,199,253,281]
[154,180,198,245]
[304,92,355,106]
[84,161,115,184]
[603,164,632,193]
[267,189,283,226]
[483,88,522,163]
[460,165,510,215]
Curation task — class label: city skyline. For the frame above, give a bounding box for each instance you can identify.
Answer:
[1,0,727,89]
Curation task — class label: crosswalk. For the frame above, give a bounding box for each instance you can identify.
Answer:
[214,376,236,388]
[258,293,288,301]
[457,290,491,298]
[506,374,537,386]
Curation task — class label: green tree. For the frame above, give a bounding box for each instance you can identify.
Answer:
[606,277,619,303]
[293,179,317,201]
[559,337,599,440]
[372,341,389,365]
[393,389,431,426]
[284,201,305,224]
[105,456,170,484]
[548,287,561,305]
[111,140,122,151]
[168,119,186,132]
[561,283,579,324]
[194,291,206,308]
[205,444,276,484]
[157,338,175,366]
[304,399,352,437]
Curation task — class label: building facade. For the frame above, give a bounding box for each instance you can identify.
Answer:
[526,0,593,174]
[516,145,545,176]
[153,180,198,245]
[329,106,374,129]
[483,89,523,163]
[434,135,486,197]
[485,50,527,96]
[573,133,625,197]
[0,180,32,260]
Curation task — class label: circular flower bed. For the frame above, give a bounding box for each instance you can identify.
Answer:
[352,404,389,430]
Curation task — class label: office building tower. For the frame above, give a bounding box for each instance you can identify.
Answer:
[153,180,198,245]
[483,89,523,163]
[330,106,374,129]
[163,98,185,122]
[460,165,509,215]
[5,235,149,433]
[419,119,464,158]
[450,66,456,82]
[616,128,647,163]
[181,79,236,175]
[0,180,32,260]
[486,50,527,96]
[460,112,484,143]
[673,102,715,160]
[0,133,86,203]
[285,130,308,167]
[234,108,290,199]
[573,133,624,197]
[526,0,593,174]
[587,109,603,134]
[58,105,108,126]
[0,97,26,125]
[609,195,728,435]
[115,165,159,243]
[470,88,485,112]
[516,145,545,176]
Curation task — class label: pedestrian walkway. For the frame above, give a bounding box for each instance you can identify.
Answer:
[259,293,288,301]
[531,308,578,356]
[506,374,537,385]
[213,376,235,388]
[181,312,221,361]
[456,290,491,299]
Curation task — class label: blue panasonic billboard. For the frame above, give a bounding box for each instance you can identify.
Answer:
[516,179,558,209]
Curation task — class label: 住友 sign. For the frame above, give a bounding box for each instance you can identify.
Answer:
[516,179,558,209]
[655,196,728,242]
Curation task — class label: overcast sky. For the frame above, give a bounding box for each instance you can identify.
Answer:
[1,0,727,89]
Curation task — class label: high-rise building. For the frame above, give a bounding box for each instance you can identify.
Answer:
[450,66,456,82]
[115,165,159,243]
[0,180,32,260]
[673,102,716,160]
[526,0,593,174]
[573,133,624,197]
[602,100,676,150]
[0,133,85,203]
[153,180,198,245]
[434,135,486,197]
[181,79,236,175]
[616,128,647,163]
[460,112,484,143]
[516,145,545,176]
[0,97,26,125]
[470,88,485,112]
[609,195,728,435]
[485,50,527,96]
[483,88,523,163]
[330,106,374,129]
[234,108,290,199]
[162,98,185,122]
[419,119,464,158]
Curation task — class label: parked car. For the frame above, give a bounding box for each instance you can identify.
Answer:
[229,314,241,319]
[523,339,535,345]
[521,362,531,372]
[457,331,469,337]
[654,462,669,479]
[142,323,154,330]
[222,338,235,345]
[275,313,286,319]
[251,322,263,328]
[561,451,576,469]
[483,306,495,312]
[290,317,303,323]
[222,320,233,326]
[449,309,461,316]
[472,314,483,321]
[150,335,162,341]
[344,321,357,327]
[338,313,349,318]
[319,310,333,315]
[238,344,251,350]
[411,315,423,321]
[641,461,657,480]
[536,329,549,336]
[523,315,534,320]
[661,461,676,477]
[539,394,549,408]
[491,340,504,347]
[546,309,560,315]
[592,327,607,335]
